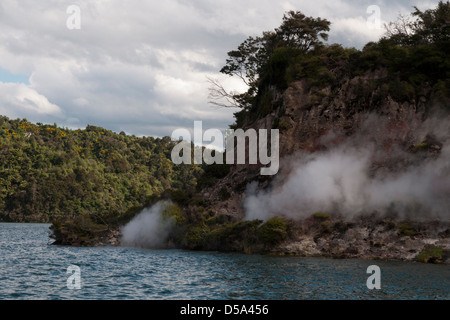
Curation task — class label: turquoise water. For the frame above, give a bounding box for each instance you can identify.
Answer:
[0,223,448,300]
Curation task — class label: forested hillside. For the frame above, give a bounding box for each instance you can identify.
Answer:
[0,116,202,223]
[155,2,450,261]
[2,2,450,260]
[213,4,450,129]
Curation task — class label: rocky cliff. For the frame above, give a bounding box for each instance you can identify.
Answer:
[195,69,450,264]
[56,3,450,265]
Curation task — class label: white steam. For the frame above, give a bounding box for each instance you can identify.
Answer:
[121,201,174,249]
[244,114,450,221]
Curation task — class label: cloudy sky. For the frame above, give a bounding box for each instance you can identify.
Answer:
[0,0,440,139]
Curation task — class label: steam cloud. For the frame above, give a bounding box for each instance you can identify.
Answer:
[121,201,174,249]
[244,113,450,221]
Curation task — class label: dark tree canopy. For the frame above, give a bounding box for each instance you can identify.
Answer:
[412,0,450,47]
[212,2,450,128]
[210,10,331,109]
[275,11,330,51]
[385,0,450,48]
[0,116,203,223]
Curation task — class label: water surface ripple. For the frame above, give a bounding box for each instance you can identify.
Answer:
[0,223,448,300]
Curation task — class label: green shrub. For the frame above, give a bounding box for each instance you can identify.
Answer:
[181,224,211,249]
[415,245,444,263]
[313,213,332,221]
[382,220,396,230]
[258,217,288,245]
[205,220,262,252]
[205,214,232,226]
[310,67,336,87]
[162,203,185,225]
[397,222,418,237]
[411,142,429,153]
[50,215,109,246]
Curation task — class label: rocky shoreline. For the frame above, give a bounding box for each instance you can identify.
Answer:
[272,218,450,264]
[95,216,450,265]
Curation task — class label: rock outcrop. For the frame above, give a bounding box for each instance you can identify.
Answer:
[197,70,450,264]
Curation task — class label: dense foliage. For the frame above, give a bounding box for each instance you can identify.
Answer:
[0,116,202,223]
[163,204,292,254]
[213,2,450,128]
[2,2,449,250]
[176,2,450,253]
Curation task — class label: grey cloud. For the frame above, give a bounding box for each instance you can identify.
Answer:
[0,0,442,139]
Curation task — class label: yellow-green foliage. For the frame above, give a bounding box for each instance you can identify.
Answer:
[0,116,202,223]
[416,142,428,149]
[174,215,293,252]
[416,245,444,263]
[397,222,418,237]
[257,217,289,245]
[411,142,428,153]
[162,203,185,225]
[226,2,450,131]
[50,215,109,246]
[182,224,211,249]
[204,220,262,251]
[313,213,331,221]
[205,214,231,226]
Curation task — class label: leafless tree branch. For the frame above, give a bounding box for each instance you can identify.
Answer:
[206,77,243,109]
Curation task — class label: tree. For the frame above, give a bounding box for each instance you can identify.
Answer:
[275,11,330,52]
[207,77,254,109]
[209,32,277,109]
[209,10,331,110]
[220,34,273,88]
[384,1,450,48]
[384,14,416,45]
[411,1,450,47]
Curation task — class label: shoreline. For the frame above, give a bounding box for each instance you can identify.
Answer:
[95,219,450,265]
[3,219,448,265]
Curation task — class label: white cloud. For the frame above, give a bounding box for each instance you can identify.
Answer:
[331,16,386,47]
[0,0,442,138]
[0,82,62,120]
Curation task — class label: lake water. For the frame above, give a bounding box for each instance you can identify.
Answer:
[0,223,448,300]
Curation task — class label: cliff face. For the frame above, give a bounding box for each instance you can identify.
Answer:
[204,69,438,216]
[278,73,426,155]
[76,69,449,265]
[198,70,450,263]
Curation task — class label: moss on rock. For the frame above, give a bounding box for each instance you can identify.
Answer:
[258,217,289,246]
[415,245,444,263]
[397,222,419,237]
